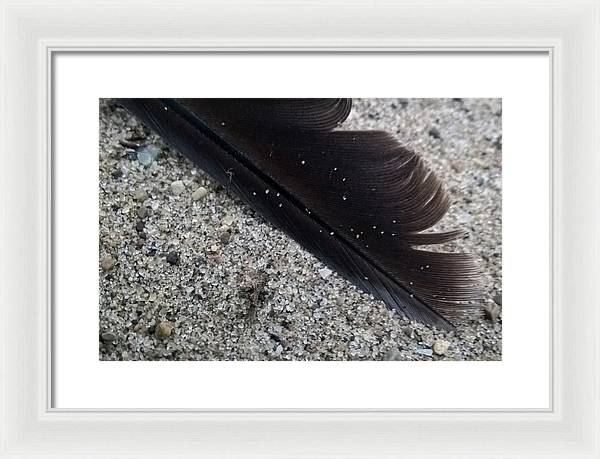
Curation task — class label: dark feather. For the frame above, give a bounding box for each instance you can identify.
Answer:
[118,98,482,330]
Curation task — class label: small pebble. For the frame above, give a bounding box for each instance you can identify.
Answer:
[402,326,415,339]
[101,332,117,343]
[166,252,179,265]
[135,221,145,232]
[137,206,150,219]
[473,158,489,169]
[318,268,332,279]
[484,303,501,322]
[222,215,235,227]
[433,339,450,356]
[111,168,123,179]
[155,321,175,339]
[218,231,231,244]
[493,293,502,306]
[428,127,441,139]
[192,186,208,201]
[451,161,465,173]
[134,189,148,202]
[137,144,160,166]
[170,180,186,196]
[119,138,141,149]
[414,348,433,357]
[100,255,116,271]
[384,348,402,361]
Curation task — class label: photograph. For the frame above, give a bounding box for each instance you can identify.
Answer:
[98,98,502,361]
[7,0,600,454]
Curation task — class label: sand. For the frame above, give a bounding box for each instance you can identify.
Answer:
[99,98,502,361]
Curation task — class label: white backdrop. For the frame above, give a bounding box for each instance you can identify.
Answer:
[53,53,549,409]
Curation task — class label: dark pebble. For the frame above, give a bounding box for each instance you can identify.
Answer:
[166,251,180,265]
[119,138,141,149]
[111,169,123,179]
[151,349,163,359]
[101,332,117,343]
[493,294,502,306]
[269,333,282,343]
[219,231,231,244]
[135,221,145,232]
[161,349,176,358]
[428,127,441,139]
[493,136,502,150]
[126,133,147,142]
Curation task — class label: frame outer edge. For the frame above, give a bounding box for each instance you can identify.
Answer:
[0,0,7,453]
[1,0,599,457]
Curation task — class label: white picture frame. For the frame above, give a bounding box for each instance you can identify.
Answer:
[1,0,598,457]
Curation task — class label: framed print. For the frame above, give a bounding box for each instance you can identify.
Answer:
[1,0,599,457]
